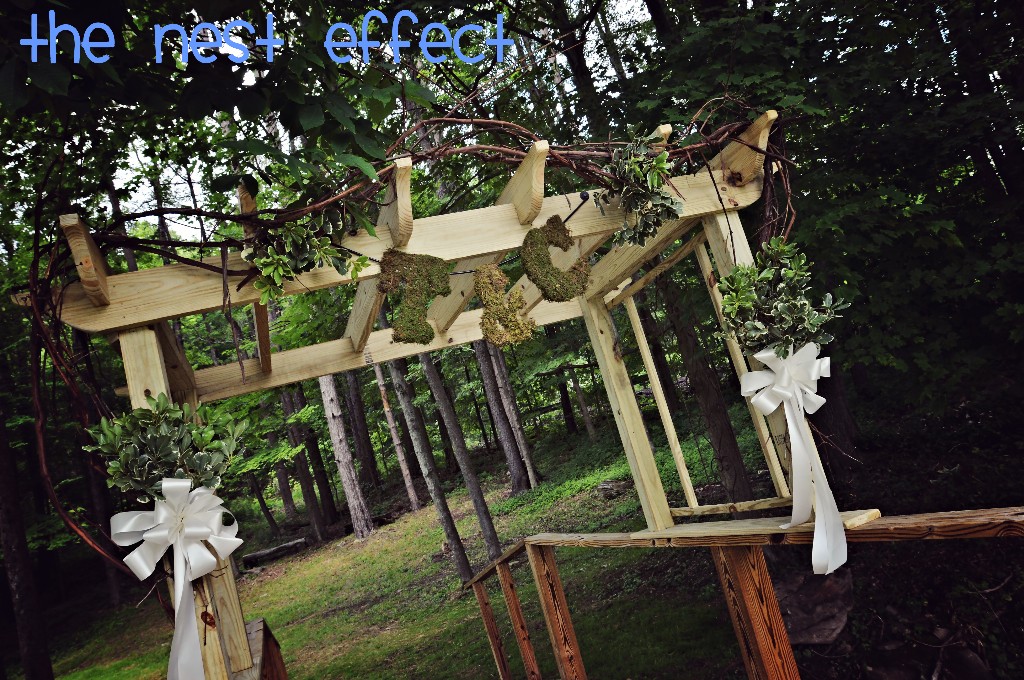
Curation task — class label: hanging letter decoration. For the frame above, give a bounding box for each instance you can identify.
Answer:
[741,343,846,575]
[378,249,452,345]
[521,215,590,302]
[475,264,536,346]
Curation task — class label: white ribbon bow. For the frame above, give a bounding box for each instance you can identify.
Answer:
[741,343,846,575]
[111,478,243,680]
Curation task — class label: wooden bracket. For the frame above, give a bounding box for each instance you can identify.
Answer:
[60,214,110,307]
[380,156,414,247]
[717,110,777,187]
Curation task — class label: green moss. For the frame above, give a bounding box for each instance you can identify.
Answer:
[521,215,590,302]
[474,264,535,346]
[377,249,451,345]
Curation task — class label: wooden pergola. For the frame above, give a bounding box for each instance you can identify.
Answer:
[45,109,1024,679]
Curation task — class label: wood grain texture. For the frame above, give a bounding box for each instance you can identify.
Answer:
[631,509,880,540]
[381,156,414,246]
[242,619,288,680]
[208,557,254,675]
[716,110,778,187]
[193,575,231,680]
[342,279,385,353]
[526,544,588,680]
[670,496,794,518]
[473,582,513,680]
[711,544,800,680]
[60,214,110,306]
[605,232,706,309]
[253,303,272,374]
[496,562,542,680]
[119,326,171,408]
[464,541,527,588]
[580,297,674,531]
[154,320,196,403]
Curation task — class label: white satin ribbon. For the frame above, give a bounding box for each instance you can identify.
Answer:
[741,343,846,574]
[111,478,243,680]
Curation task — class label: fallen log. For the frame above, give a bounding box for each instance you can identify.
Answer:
[242,538,308,568]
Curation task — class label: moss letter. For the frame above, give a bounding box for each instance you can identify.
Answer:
[475,264,536,346]
[521,215,590,302]
[377,249,451,344]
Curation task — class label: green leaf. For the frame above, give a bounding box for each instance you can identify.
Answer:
[210,174,242,193]
[336,153,377,180]
[298,104,325,132]
[28,62,71,96]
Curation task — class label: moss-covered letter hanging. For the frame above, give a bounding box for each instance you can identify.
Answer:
[521,215,590,302]
[377,249,452,344]
[475,264,536,346]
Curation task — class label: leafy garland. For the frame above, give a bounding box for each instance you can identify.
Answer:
[84,394,247,504]
[719,238,849,358]
[377,249,451,345]
[521,215,591,302]
[595,129,685,246]
[475,264,535,346]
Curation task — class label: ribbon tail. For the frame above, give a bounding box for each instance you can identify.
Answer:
[804,420,847,574]
[780,400,813,529]
[168,540,206,680]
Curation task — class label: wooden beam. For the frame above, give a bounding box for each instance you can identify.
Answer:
[343,279,386,353]
[119,326,171,409]
[670,496,793,518]
[631,509,880,540]
[526,544,587,680]
[473,582,513,680]
[580,296,674,531]
[153,320,197,407]
[623,297,698,508]
[496,562,542,680]
[47,169,761,334]
[428,140,549,332]
[716,110,777,187]
[60,214,109,306]
[606,232,706,310]
[252,303,272,374]
[381,156,414,246]
[711,544,800,680]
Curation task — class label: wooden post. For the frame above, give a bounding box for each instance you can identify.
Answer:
[496,562,542,680]
[710,545,800,680]
[579,297,673,531]
[623,296,698,508]
[60,213,110,306]
[473,582,513,680]
[526,544,587,680]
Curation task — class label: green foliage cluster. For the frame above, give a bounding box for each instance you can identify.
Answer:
[719,238,848,357]
[475,264,535,346]
[596,131,684,246]
[521,215,590,301]
[85,394,247,503]
[377,249,451,344]
[245,216,353,305]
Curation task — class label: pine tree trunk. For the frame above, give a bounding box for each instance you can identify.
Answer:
[557,375,580,434]
[656,277,754,503]
[386,361,474,582]
[282,392,327,542]
[269,430,299,521]
[568,365,597,440]
[248,473,281,537]
[420,353,503,560]
[473,340,531,494]
[289,388,341,524]
[0,429,54,680]
[318,375,375,538]
[487,342,539,487]
[465,364,494,450]
[345,370,381,488]
[373,363,421,510]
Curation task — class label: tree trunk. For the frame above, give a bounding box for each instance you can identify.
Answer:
[568,365,597,440]
[345,370,381,488]
[487,342,539,487]
[248,473,281,537]
[386,360,475,582]
[634,288,683,413]
[290,388,341,524]
[557,375,579,434]
[465,364,494,450]
[808,363,858,488]
[436,410,456,470]
[83,458,123,605]
[274,460,299,521]
[656,277,754,503]
[281,392,327,542]
[0,428,54,680]
[318,375,375,538]
[420,353,503,560]
[373,363,421,510]
[643,0,675,41]
[473,340,531,494]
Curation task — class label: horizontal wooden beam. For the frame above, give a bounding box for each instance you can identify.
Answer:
[631,509,880,540]
[669,496,793,518]
[381,156,414,246]
[47,170,761,334]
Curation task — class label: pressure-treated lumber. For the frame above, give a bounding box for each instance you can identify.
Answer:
[343,277,386,353]
[670,496,793,518]
[711,544,800,680]
[496,561,542,680]
[526,544,587,680]
[606,232,706,309]
[153,320,196,402]
[630,509,880,540]
[473,582,513,680]
[464,541,527,588]
[119,327,171,408]
[428,140,549,332]
[240,619,288,680]
[207,557,256,677]
[716,110,777,187]
[60,213,110,306]
[253,303,272,373]
[580,296,674,531]
[623,297,698,508]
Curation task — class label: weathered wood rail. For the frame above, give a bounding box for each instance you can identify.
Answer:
[470,507,1024,680]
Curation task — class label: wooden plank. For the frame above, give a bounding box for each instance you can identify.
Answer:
[715,110,777,187]
[606,232,705,309]
[153,320,196,401]
[342,279,386,353]
[631,509,880,540]
[243,619,287,680]
[194,575,232,680]
[670,496,793,518]
[208,557,255,676]
[253,303,272,374]
[48,170,761,334]
[580,296,674,531]
[526,544,587,680]
[473,582,513,680]
[242,620,264,680]
[119,326,171,408]
[60,214,109,306]
[381,156,414,246]
[496,562,542,680]
[426,253,504,333]
[623,297,698,508]
[710,544,800,680]
[464,541,527,588]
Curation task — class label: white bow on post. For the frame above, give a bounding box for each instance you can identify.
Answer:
[111,478,243,680]
[741,343,846,575]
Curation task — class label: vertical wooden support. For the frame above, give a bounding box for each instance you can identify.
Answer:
[496,562,542,680]
[623,297,699,508]
[580,297,674,531]
[526,545,587,680]
[193,573,231,679]
[119,327,171,409]
[473,582,513,680]
[701,212,792,495]
[207,557,256,679]
[253,303,272,374]
[60,214,110,306]
[710,545,800,680]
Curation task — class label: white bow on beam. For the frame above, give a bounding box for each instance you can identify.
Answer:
[741,343,846,575]
[111,478,243,680]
